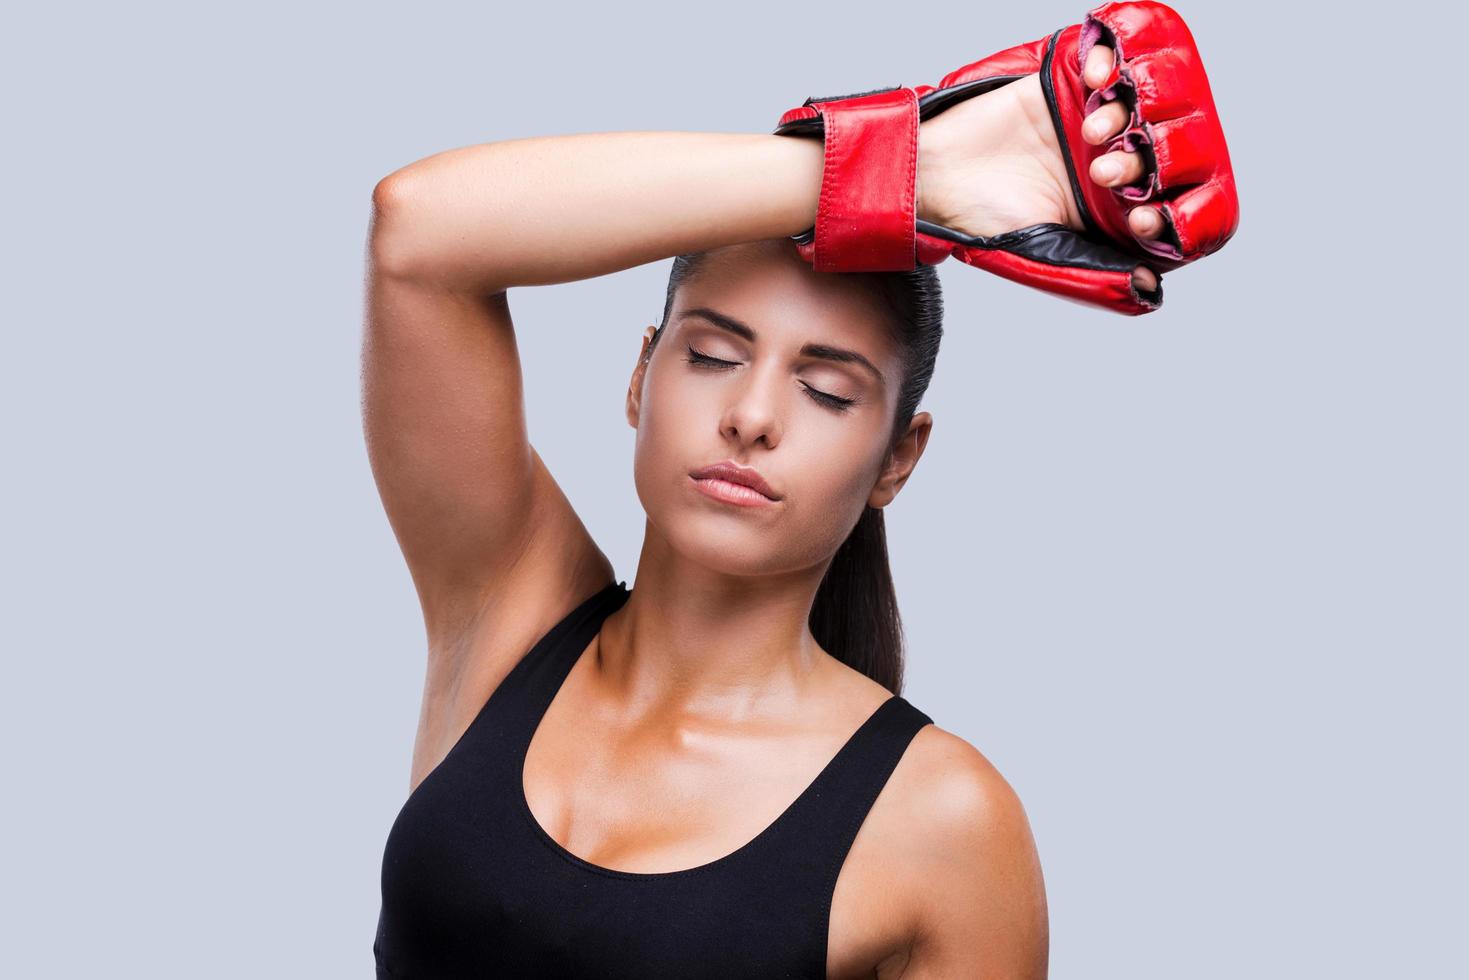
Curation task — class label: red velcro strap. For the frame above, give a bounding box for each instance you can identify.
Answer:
[809,87,918,272]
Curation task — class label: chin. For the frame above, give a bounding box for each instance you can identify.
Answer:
[666,507,789,577]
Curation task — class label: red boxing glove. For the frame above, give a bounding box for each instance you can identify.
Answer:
[773,1,1239,315]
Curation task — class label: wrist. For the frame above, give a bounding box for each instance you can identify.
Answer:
[916,114,954,228]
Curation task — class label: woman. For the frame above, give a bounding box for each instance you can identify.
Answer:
[364,38,1161,979]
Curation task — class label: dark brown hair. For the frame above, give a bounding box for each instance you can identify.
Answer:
[645,245,944,694]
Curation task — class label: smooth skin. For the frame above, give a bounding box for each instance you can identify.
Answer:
[364,40,1142,979]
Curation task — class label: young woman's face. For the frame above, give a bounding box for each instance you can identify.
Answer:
[626,240,927,578]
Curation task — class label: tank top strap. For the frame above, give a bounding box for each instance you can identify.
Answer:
[753,694,935,894]
[487,579,630,744]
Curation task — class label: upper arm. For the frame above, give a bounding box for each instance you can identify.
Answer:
[902,735,1049,979]
[362,177,601,639]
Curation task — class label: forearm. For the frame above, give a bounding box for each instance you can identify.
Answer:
[370,130,829,294]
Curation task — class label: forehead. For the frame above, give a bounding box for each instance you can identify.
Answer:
[671,241,898,359]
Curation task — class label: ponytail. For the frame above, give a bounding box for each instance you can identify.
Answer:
[810,506,906,693]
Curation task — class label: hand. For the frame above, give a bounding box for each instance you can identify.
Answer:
[917,37,1162,294]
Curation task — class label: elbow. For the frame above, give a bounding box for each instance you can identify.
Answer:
[368,172,423,280]
[372,168,413,216]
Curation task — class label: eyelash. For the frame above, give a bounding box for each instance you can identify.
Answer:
[684,345,857,412]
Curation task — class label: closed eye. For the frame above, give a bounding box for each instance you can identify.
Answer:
[684,344,856,413]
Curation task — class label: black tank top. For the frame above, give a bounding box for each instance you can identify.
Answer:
[373,580,934,978]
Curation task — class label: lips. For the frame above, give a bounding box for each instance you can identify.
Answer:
[689,460,783,501]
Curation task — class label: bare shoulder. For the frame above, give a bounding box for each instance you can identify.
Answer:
[902,724,1030,831]
[884,723,1049,978]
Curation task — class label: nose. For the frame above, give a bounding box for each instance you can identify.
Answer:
[719,363,783,450]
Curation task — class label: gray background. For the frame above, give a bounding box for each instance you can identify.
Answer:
[5,0,1463,976]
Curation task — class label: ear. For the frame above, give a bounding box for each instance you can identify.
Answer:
[868,412,933,509]
[626,325,658,428]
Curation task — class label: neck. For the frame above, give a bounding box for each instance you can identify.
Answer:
[594,518,835,720]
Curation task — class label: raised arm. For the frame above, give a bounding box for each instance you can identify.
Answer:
[362,131,827,649]
[370,131,826,294]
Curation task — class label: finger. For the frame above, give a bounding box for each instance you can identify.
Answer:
[1132,265,1158,293]
[1083,43,1115,90]
[1128,205,1164,239]
[1083,101,1128,145]
[1090,149,1144,187]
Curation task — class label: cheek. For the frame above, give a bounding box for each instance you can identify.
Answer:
[636,360,693,441]
[631,365,700,500]
[786,432,885,538]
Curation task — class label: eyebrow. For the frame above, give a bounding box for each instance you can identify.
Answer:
[677,306,887,387]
